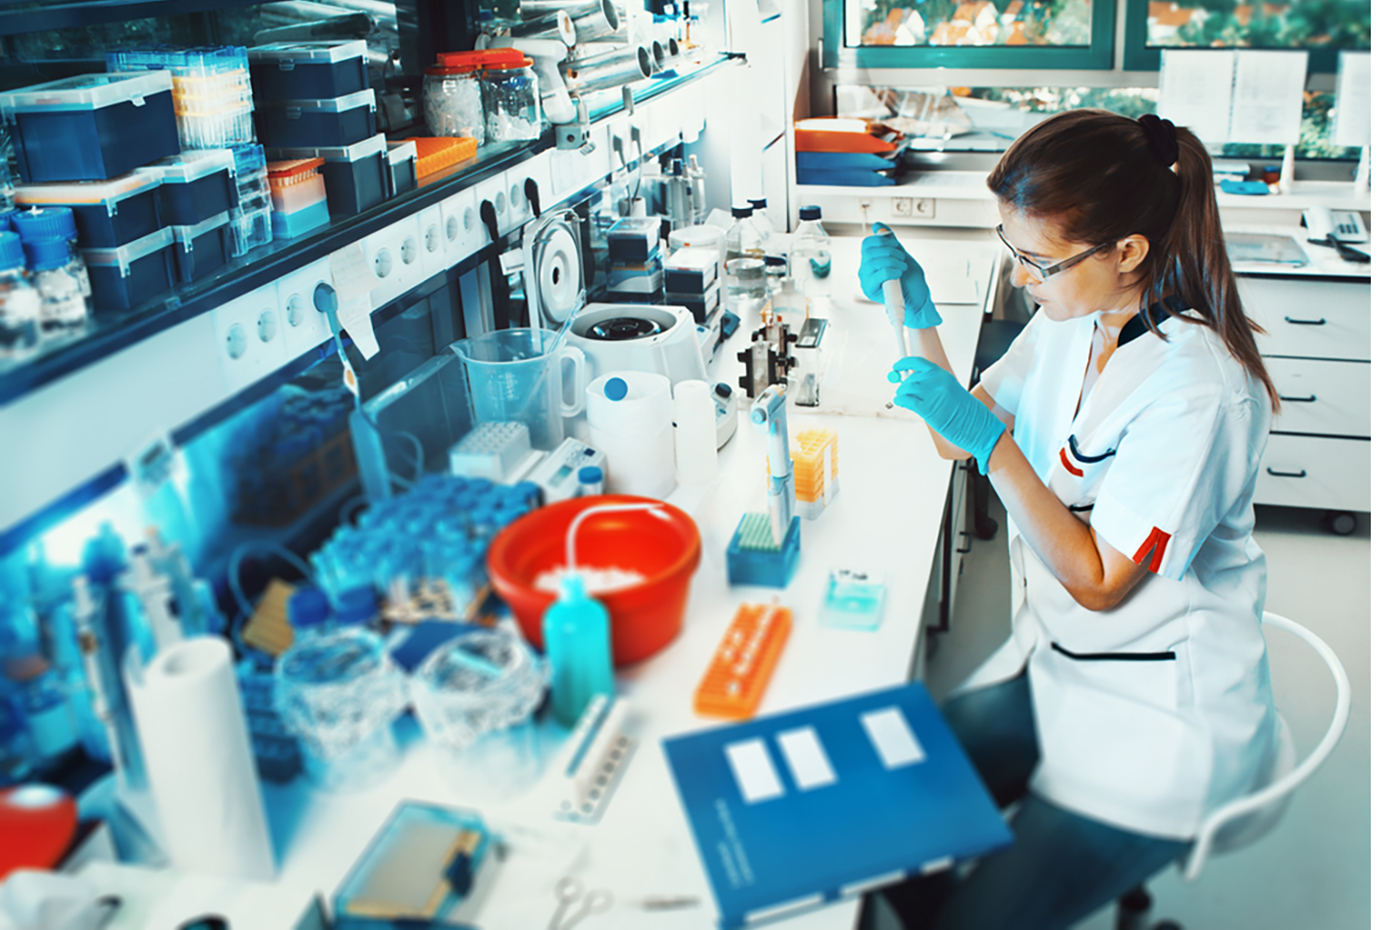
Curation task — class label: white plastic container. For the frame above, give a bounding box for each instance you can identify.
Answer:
[585,371,676,499]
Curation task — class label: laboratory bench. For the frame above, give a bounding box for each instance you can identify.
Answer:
[66,236,1001,929]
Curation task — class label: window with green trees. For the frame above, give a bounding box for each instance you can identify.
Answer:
[1123,0,1370,71]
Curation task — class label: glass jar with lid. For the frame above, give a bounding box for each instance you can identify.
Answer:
[423,56,485,144]
[434,50,542,144]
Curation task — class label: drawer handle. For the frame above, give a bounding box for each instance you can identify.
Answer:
[957,531,972,554]
[1266,467,1308,479]
[1279,394,1317,403]
[1283,316,1327,326]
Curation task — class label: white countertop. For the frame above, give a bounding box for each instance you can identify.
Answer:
[77,236,1002,930]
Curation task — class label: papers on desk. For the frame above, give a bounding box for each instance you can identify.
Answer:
[662,683,1011,928]
[1225,232,1309,266]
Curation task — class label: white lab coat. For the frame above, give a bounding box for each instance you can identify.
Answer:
[965,305,1278,841]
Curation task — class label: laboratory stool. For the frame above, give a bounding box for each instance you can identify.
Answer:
[968,318,1024,541]
[1114,611,1352,930]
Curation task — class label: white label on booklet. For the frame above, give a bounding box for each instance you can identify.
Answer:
[860,707,926,771]
[724,738,784,804]
[776,726,837,791]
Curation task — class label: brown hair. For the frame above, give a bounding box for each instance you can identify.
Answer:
[987,108,1279,411]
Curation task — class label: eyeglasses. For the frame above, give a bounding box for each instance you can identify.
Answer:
[995,224,1114,283]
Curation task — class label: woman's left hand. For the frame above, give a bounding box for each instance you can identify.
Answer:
[890,356,1005,468]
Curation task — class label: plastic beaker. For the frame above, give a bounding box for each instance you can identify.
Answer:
[450,329,586,453]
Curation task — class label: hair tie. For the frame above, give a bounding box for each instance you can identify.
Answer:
[1137,114,1179,168]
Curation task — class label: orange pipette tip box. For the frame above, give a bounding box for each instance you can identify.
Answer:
[403,136,478,180]
[694,602,792,720]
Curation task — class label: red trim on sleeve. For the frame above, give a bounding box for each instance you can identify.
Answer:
[1132,527,1171,573]
[1059,447,1084,477]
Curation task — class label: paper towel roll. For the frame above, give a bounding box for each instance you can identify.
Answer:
[124,637,275,881]
[673,379,718,485]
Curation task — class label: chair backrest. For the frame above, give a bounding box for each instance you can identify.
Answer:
[1179,611,1351,882]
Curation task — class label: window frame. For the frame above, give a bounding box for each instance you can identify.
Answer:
[1121,0,1357,73]
[821,0,1118,71]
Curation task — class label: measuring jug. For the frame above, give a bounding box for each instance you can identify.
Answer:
[450,329,586,452]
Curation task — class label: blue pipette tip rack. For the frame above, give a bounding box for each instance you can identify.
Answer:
[726,513,800,588]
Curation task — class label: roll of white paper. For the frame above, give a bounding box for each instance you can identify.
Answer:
[124,637,275,881]
[673,379,718,485]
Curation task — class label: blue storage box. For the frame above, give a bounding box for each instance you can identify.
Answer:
[0,72,180,183]
[137,149,238,227]
[249,40,370,102]
[82,226,177,313]
[173,210,234,283]
[269,134,388,218]
[12,173,162,249]
[254,89,376,149]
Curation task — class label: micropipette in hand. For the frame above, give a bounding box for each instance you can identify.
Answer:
[878,227,910,378]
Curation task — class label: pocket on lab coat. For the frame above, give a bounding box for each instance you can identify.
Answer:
[1031,641,1210,838]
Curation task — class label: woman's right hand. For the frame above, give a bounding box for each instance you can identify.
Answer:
[858,223,941,328]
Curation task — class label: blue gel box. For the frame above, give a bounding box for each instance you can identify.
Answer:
[82,226,177,313]
[268,134,388,218]
[138,149,238,227]
[249,40,370,102]
[271,199,331,239]
[255,89,377,149]
[172,210,234,283]
[0,72,180,183]
[13,173,163,249]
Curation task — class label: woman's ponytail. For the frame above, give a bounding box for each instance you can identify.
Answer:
[1148,126,1280,412]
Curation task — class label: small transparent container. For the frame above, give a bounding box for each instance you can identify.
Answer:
[791,204,832,301]
[0,231,40,361]
[23,238,91,335]
[410,628,549,799]
[274,618,409,790]
[481,64,541,143]
[423,64,485,144]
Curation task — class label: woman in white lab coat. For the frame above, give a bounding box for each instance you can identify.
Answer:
[856,109,1281,929]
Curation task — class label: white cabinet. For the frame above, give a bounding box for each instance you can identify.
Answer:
[1235,272,1370,516]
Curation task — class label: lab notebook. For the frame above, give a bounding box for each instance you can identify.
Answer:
[662,682,1013,928]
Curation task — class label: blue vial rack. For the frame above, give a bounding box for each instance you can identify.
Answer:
[248,40,371,103]
[0,72,180,183]
[255,90,377,150]
[13,173,163,249]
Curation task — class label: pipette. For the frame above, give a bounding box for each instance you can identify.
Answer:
[879,227,909,376]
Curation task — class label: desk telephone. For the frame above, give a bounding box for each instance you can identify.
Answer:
[1303,207,1370,262]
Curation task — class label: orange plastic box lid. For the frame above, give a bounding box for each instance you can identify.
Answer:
[794,117,904,154]
[436,49,533,71]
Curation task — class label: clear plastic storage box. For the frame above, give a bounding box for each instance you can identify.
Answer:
[249,40,370,102]
[137,149,238,227]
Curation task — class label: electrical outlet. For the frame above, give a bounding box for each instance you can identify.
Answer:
[212,283,286,393]
[892,197,913,217]
[417,202,448,278]
[362,213,425,309]
[276,257,334,361]
[914,198,935,218]
[473,174,510,241]
[439,186,487,268]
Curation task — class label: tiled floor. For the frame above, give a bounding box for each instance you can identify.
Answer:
[919,493,1372,930]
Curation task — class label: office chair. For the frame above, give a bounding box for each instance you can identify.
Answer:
[1115,611,1353,930]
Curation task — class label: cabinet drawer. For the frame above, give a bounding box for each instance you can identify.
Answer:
[1268,358,1370,438]
[1255,434,1369,512]
[1238,276,1370,360]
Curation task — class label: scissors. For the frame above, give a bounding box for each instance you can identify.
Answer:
[548,876,613,930]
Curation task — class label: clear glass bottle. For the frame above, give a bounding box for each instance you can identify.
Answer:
[790,205,833,302]
[273,594,408,789]
[11,208,91,336]
[0,231,39,361]
[724,204,767,305]
[423,64,485,144]
[747,197,777,242]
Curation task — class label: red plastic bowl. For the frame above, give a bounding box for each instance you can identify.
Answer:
[487,494,702,666]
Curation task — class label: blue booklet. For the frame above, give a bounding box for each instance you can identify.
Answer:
[662,682,1013,928]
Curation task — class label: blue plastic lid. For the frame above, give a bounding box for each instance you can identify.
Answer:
[287,586,331,629]
[11,207,76,244]
[604,377,629,401]
[334,585,379,626]
[22,237,71,271]
[578,465,603,485]
[0,232,25,270]
[799,205,822,220]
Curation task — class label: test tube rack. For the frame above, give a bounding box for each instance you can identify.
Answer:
[693,601,792,720]
[792,428,839,519]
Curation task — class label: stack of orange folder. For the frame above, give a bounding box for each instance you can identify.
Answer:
[795,118,905,186]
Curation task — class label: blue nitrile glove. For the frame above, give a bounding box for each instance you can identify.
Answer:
[858,223,941,328]
[890,356,1005,471]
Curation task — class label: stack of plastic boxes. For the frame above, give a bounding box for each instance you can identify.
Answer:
[251,41,393,220]
[663,246,720,325]
[136,149,238,281]
[0,72,182,314]
[227,144,273,255]
[606,217,664,303]
[106,47,255,151]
